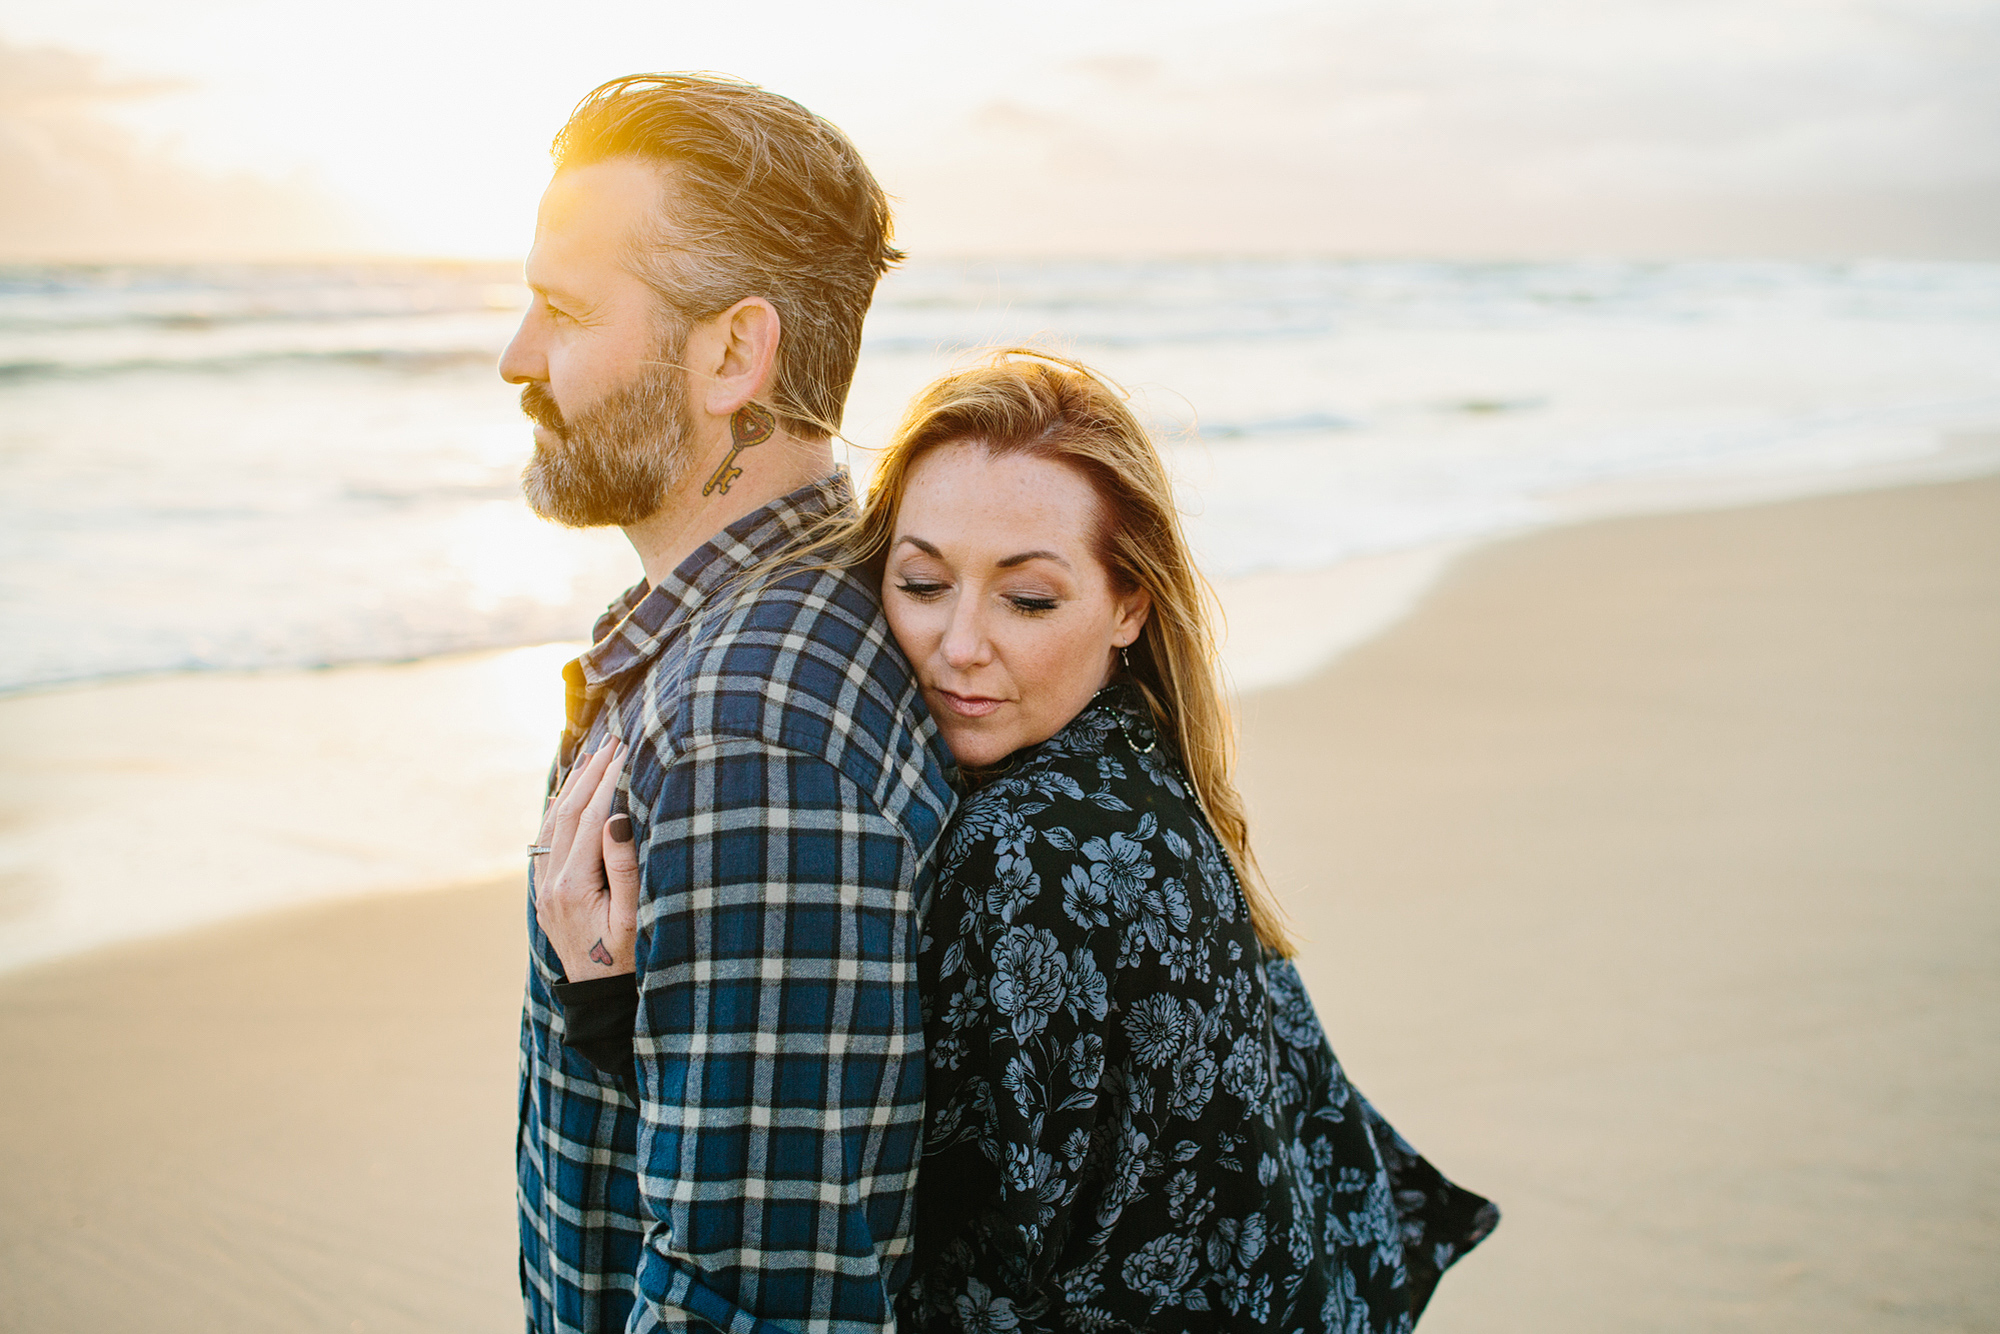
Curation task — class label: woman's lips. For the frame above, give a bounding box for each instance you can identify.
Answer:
[933,688,1003,719]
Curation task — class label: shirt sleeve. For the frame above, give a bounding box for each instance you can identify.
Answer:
[628,737,924,1334]
[921,800,1119,1302]
[550,973,639,1103]
[1357,1094,1502,1320]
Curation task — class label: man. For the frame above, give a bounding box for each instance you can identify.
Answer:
[499,74,955,1333]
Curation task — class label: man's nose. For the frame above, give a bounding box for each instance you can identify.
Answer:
[499,309,547,385]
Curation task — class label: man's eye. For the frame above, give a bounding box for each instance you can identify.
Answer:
[544,301,573,323]
[896,581,947,601]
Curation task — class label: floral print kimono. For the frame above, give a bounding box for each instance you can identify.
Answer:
[897,686,1497,1333]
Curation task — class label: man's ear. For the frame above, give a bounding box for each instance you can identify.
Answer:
[696,296,782,418]
[1112,587,1153,647]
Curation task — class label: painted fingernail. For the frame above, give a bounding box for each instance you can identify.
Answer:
[608,814,633,843]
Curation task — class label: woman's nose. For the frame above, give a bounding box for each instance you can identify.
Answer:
[939,597,991,670]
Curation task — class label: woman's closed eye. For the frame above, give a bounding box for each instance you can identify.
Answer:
[894,579,949,601]
[1007,593,1059,614]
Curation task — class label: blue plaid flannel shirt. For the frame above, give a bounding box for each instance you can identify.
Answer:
[518,474,956,1334]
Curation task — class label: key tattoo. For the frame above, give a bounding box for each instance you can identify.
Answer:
[703,403,777,497]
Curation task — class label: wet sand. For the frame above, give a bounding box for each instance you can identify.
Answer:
[2,475,1995,1331]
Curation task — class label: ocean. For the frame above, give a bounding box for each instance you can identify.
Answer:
[6,256,2000,696]
[5,255,2000,971]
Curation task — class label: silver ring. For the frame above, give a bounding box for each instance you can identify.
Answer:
[526,844,554,857]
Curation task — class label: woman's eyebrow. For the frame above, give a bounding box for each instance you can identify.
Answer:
[893,536,1069,570]
[997,549,1070,570]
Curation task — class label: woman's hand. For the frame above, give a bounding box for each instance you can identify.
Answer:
[532,739,641,981]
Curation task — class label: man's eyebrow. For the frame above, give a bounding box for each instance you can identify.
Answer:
[527,281,584,306]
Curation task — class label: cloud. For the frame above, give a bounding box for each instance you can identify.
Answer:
[0,38,365,261]
[884,0,2000,257]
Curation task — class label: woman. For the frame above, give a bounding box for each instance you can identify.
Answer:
[535,351,1497,1330]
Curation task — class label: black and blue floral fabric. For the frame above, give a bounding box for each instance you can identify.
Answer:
[899,686,1497,1334]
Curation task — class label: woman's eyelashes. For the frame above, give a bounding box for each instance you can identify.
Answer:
[893,581,1057,614]
[893,578,948,602]
[891,559,1065,615]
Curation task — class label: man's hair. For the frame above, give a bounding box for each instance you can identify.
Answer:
[552,73,902,440]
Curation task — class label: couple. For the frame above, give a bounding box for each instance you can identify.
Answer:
[507,75,1496,1334]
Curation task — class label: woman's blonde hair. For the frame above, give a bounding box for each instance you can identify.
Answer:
[847,349,1293,956]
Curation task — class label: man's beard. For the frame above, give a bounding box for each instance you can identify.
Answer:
[519,354,698,528]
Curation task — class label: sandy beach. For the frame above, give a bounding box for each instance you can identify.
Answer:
[1237,474,2000,1332]
[2,474,1995,1332]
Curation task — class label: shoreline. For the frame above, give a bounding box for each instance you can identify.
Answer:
[0,642,576,974]
[2,473,1994,1330]
[2,434,1997,974]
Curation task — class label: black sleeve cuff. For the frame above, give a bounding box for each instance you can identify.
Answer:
[550,972,639,1102]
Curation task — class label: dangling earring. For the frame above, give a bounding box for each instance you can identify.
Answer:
[1118,645,1131,673]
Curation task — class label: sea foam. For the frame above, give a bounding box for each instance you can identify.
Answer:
[3,257,1998,694]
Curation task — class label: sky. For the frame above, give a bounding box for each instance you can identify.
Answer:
[1,0,1996,261]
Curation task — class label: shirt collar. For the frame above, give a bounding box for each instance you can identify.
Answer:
[575,469,854,691]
